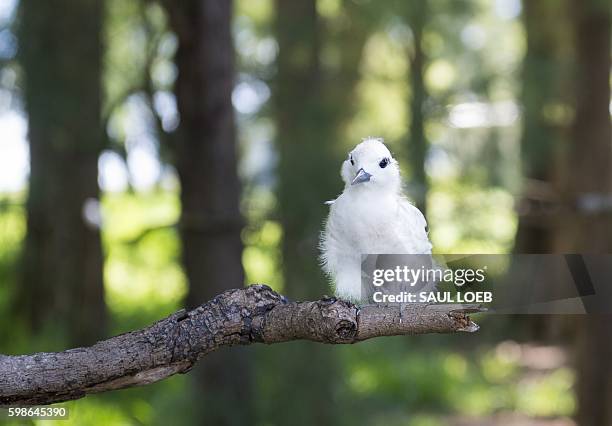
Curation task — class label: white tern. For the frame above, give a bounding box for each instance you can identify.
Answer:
[320,137,433,302]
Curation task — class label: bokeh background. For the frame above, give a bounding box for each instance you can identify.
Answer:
[0,0,610,425]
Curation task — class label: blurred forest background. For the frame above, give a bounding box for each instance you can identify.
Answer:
[0,0,610,425]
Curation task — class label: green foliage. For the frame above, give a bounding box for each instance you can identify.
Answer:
[102,191,185,332]
[0,194,26,347]
[335,338,575,424]
[242,219,283,292]
[428,183,517,253]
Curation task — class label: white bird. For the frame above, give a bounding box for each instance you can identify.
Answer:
[320,137,433,302]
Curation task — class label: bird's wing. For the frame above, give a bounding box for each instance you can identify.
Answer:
[325,192,345,205]
[398,198,432,252]
[398,198,427,229]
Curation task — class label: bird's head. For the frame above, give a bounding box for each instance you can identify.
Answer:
[341,138,401,193]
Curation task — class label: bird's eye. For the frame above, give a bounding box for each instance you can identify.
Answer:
[379,158,390,168]
[350,155,354,166]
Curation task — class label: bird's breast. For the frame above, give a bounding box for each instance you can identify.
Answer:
[330,196,403,252]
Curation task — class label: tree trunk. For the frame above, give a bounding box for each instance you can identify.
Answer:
[274,0,370,301]
[272,3,335,423]
[512,0,574,342]
[161,1,249,424]
[17,0,106,347]
[514,0,571,254]
[561,2,612,425]
[406,1,429,214]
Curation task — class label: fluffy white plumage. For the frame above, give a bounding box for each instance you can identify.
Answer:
[320,137,432,302]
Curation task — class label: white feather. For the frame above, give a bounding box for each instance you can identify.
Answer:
[320,138,432,301]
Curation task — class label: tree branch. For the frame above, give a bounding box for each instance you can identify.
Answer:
[0,285,483,407]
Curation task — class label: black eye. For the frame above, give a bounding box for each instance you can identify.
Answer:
[350,155,354,166]
[379,158,390,168]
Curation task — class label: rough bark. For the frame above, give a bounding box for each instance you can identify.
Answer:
[0,285,481,407]
[160,1,248,424]
[17,0,106,346]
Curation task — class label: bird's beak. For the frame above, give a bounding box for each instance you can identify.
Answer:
[351,168,372,185]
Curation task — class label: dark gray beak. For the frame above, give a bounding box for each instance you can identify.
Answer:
[351,168,372,185]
